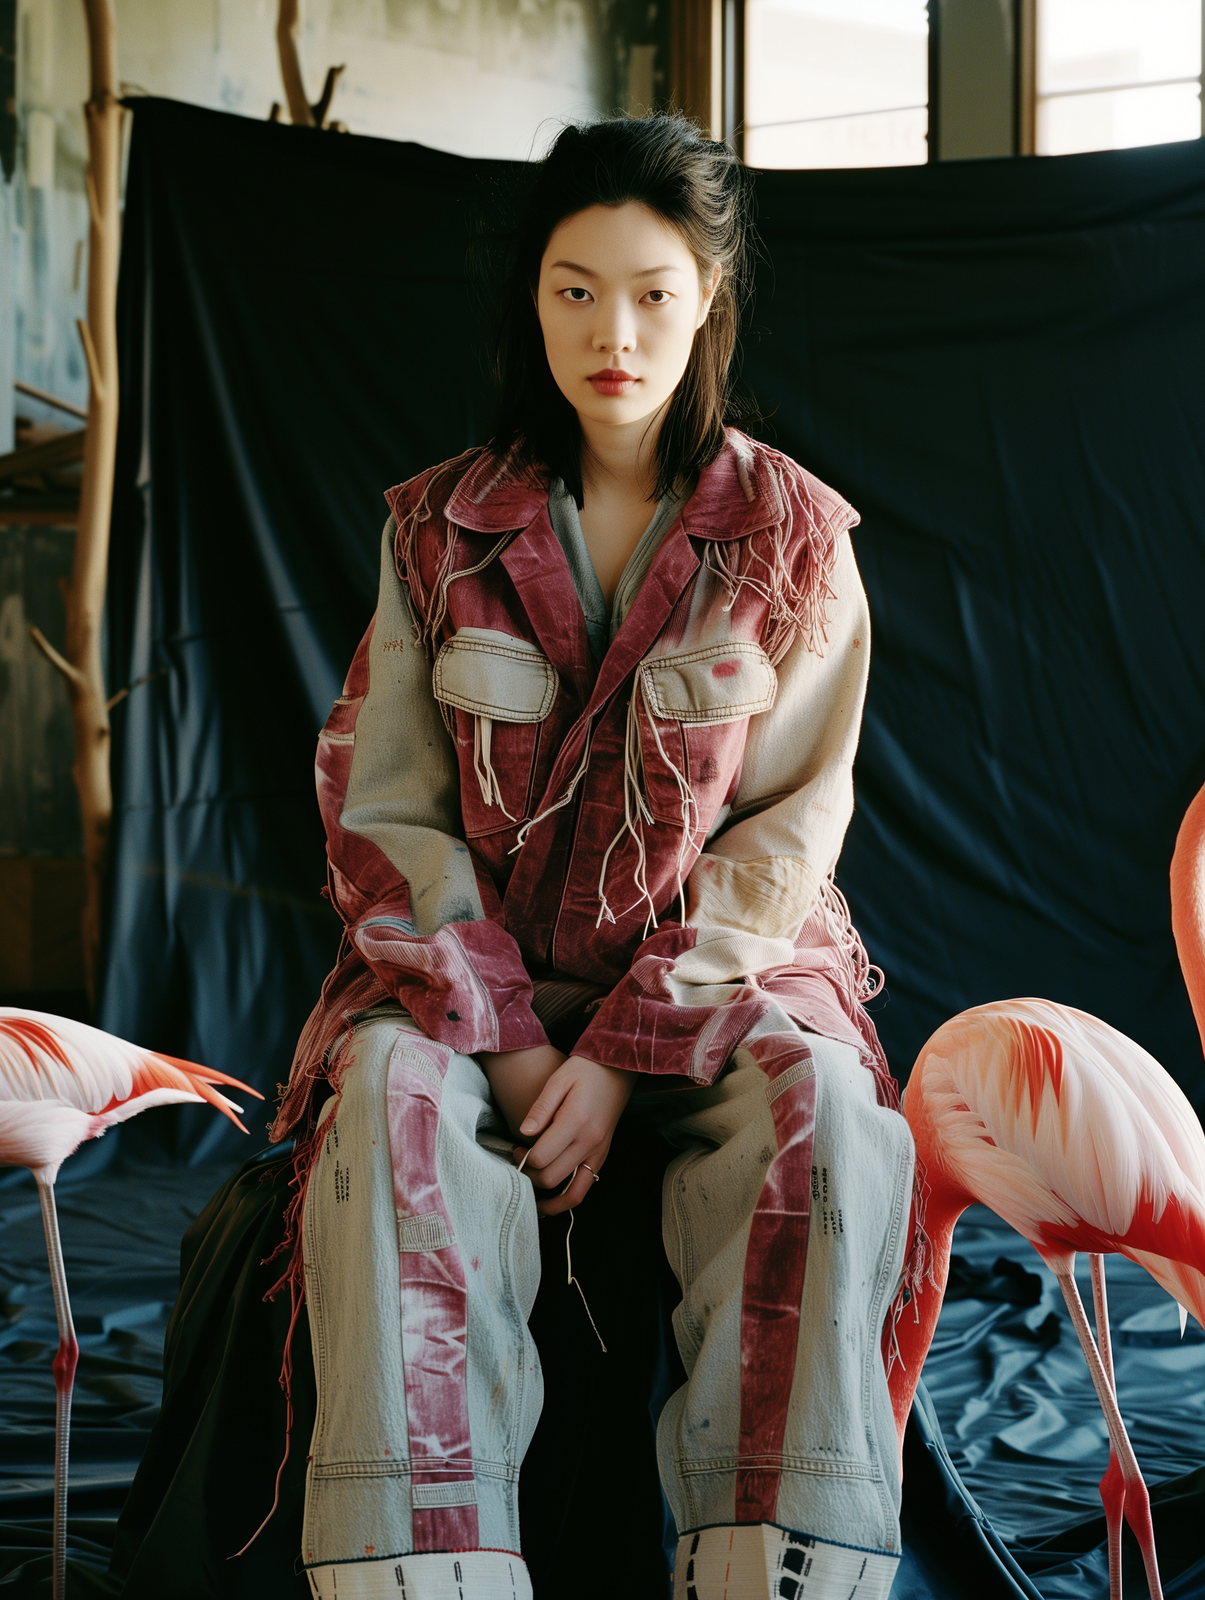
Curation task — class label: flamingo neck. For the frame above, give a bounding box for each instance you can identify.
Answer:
[886,1183,968,1444]
[1170,780,1205,1057]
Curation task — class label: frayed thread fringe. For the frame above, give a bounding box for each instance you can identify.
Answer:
[884,1157,936,1382]
[816,875,933,1370]
[702,458,841,667]
[595,690,701,934]
[392,449,521,660]
[816,877,894,1111]
[473,715,516,820]
[236,1005,368,1556]
[391,447,482,649]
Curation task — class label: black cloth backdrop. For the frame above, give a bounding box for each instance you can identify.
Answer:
[48,96,1205,1598]
[99,101,1205,1161]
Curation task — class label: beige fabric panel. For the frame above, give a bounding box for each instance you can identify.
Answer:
[640,640,777,725]
[687,854,818,943]
[433,628,558,721]
[339,521,485,935]
[679,533,870,967]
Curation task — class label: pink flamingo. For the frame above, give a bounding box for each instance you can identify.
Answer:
[886,996,1205,1600]
[0,1008,261,1600]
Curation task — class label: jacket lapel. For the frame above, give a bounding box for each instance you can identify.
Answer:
[585,523,699,716]
[498,510,594,703]
[523,520,701,817]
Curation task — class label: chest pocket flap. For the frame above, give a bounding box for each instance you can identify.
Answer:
[639,640,776,725]
[433,628,558,723]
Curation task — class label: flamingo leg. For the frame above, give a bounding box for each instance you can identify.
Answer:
[35,1174,77,1600]
[1091,1255,1125,1600]
[1055,1265,1163,1600]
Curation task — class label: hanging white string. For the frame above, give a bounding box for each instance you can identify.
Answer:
[515,1149,607,1353]
[564,1198,607,1353]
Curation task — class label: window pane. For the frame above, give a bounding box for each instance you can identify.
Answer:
[747,107,928,169]
[1039,0,1200,96]
[745,0,928,169]
[1038,79,1201,154]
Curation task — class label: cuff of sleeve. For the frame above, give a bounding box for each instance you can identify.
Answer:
[352,915,547,1055]
[574,925,767,1087]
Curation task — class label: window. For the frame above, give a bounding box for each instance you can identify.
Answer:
[1037,0,1202,155]
[743,0,928,169]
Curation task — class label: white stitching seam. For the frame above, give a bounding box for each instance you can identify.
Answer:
[433,637,558,722]
[640,640,777,724]
[396,1210,454,1252]
[411,1481,478,1508]
[765,1057,816,1104]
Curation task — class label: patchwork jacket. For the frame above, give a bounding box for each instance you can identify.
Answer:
[274,428,894,1138]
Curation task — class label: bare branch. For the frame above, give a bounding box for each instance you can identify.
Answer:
[30,625,87,690]
[313,63,345,128]
[105,666,168,712]
[76,318,103,401]
[15,380,88,421]
[276,0,316,126]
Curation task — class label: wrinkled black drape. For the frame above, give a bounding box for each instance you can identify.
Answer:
[101,102,513,1163]
[746,148,1205,1118]
[76,96,1205,1600]
[101,101,1205,1160]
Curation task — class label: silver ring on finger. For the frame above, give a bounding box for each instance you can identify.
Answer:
[580,1162,601,1183]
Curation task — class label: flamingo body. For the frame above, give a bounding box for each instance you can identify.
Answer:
[907,999,1205,1315]
[890,996,1205,1600]
[0,1008,261,1600]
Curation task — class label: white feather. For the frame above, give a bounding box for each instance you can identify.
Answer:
[916,999,1205,1272]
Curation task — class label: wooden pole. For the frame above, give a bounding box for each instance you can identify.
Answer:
[277,0,317,126]
[274,1,345,129]
[30,0,122,1008]
[669,0,723,139]
[1016,0,1037,156]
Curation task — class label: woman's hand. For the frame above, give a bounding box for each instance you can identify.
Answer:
[516,1054,635,1216]
[479,1044,566,1140]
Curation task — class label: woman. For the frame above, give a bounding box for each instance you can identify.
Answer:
[273,114,915,1600]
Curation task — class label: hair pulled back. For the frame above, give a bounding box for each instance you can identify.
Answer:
[491,114,752,505]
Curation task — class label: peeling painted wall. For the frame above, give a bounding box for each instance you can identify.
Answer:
[0,524,77,856]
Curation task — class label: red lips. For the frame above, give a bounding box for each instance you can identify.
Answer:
[588,369,639,395]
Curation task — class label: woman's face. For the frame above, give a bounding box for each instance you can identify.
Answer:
[537,201,721,437]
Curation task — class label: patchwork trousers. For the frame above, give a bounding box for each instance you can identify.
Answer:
[301,1005,915,1600]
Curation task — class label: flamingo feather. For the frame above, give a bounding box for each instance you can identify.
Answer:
[0,1007,261,1600]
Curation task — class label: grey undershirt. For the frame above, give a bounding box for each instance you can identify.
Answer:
[547,478,689,667]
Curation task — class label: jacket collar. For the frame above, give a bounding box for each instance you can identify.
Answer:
[444,429,783,542]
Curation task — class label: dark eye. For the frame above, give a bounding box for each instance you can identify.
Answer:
[645,289,671,304]
[562,287,591,302]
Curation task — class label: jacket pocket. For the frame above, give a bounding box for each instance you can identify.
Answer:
[635,641,776,829]
[433,628,559,835]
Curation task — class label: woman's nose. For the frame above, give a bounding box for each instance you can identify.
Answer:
[592,302,636,355]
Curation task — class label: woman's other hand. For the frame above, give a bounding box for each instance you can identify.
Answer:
[516,1055,635,1215]
[480,1044,566,1140]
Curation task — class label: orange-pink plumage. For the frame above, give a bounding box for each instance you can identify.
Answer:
[0,1008,261,1600]
[887,997,1205,1600]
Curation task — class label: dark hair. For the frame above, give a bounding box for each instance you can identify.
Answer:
[490,114,752,505]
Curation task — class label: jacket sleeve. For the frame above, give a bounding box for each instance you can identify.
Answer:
[318,518,547,1055]
[574,531,869,1083]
